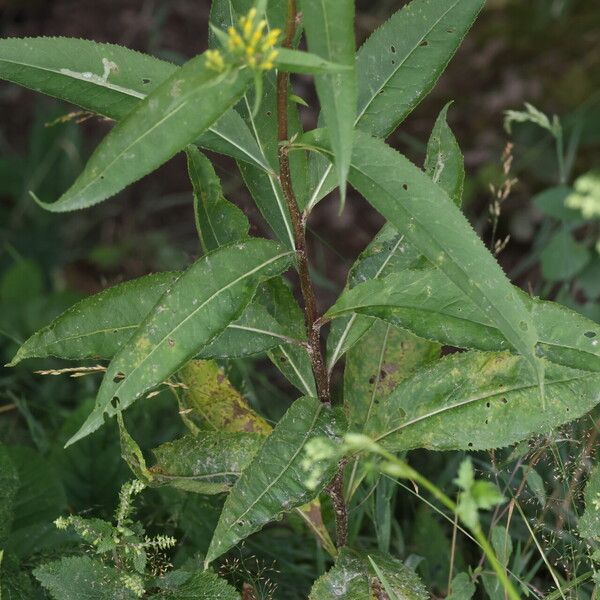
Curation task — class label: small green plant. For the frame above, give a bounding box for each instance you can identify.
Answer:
[1,0,599,598]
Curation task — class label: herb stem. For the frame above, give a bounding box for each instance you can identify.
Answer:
[276,0,329,406]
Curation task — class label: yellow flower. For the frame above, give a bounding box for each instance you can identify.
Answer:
[205,49,225,72]
[223,8,281,71]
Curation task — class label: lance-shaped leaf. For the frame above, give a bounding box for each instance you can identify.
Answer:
[0,37,268,171]
[309,548,427,600]
[186,146,249,254]
[300,0,356,205]
[306,0,484,210]
[366,352,600,452]
[326,269,600,373]
[355,0,484,136]
[68,239,293,446]
[176,358,335,557]
[36,55,252,212]
[579,462,600,540]
[308,129,543,391]
[344,320,440,430]
[9,275,304,366]
[176,360,272,435]
[205,396,341,565]
[8,272,180,366]
[425,102,465,206]
[150,431,265,494]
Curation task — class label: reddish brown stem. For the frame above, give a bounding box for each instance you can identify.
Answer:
[276,0,329,405]
[327,459,349,547]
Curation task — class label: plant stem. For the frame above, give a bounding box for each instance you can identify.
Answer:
[327,458,349,547]
[276,0,329,406]
[277,0,349,549]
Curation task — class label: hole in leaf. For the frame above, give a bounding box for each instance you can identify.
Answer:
[113,371,125,383]
[501,397,508,404]
[280,356,287,363]
[468,442,473,447]
[486,402,491,408]
[585,331,597,338]
[168,338,175,347]
[402,183,408,191]
[390,45,396,53]
[368,375,376,384]
[111,396,120,409]
[142,78,151,84]
[419,39,428,47]
[266,111,272,117]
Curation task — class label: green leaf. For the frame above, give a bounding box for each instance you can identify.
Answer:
[424,102,465,206]
[8,272,179,366]
[309,548,427,600]
[344,320,439,430]
[0,36,172,120]
[205,396,340,565]
[176,359,272,434]
[0,447,19,546]
[533,185,581,222]
[269,344,317,397]
[9,273,304,366]
[0,37,268,172]
[366,351,600,452]
[447,573,476,600]
[176,358,335,556]
[491,525,513,567]
[150,431,265,494]
[579,462,600,540]
[541,229,591,282]
[309,129,543,388]
[150,569,240,600]
[3,446,67,558]
[274,48,353,74]
[69,239,293,446]
[50,399,130,513]
[34,556,137,600]
[306,0,484,208]
[356,0,484,137]
[325,269,600,372]
[300,0,356,206]
[36,55,252,212]
[524,467,546,507]
[186,146,249,253]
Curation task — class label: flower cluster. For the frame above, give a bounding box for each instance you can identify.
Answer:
[206,8,281,73]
